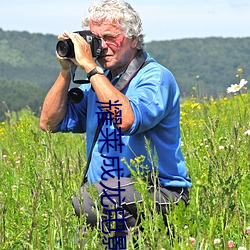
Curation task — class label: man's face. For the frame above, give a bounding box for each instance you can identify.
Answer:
[89,20,137,73]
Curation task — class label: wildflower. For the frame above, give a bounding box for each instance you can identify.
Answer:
[189,237,196,246]
[42,213,48,221]
[130,159,135,165]
[237,67,243,73]
[196,180,202,185]
[244,130,250,136]
[214,238,221,244]
[218,145,224,150]
[135,157,141,164]
[228,240,235,248]
[238,247,246,250]
[227,79,248,93]
[246,226,250,235]
[12,185,17,192]
[191,103,201,109]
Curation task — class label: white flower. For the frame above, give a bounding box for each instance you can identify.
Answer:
[20,207,25,214]
[214,238,221,244]
[238,247,246,250]
[244,130,250,136]
[227,79,248,93]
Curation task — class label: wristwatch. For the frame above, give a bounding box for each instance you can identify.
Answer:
[87,66,104,80]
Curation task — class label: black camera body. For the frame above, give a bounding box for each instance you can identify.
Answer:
[56,30,102,58]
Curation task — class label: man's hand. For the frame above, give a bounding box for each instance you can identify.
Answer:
[62,31,96,72]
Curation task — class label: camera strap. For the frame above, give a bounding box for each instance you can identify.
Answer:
[113,49,148,91]
[81,50,150,185]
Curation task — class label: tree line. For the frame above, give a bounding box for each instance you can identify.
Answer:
[0,28,249,120]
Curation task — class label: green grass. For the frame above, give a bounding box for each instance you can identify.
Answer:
[0,93,249,249]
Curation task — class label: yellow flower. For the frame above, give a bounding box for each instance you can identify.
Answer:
[130,159,135,165]
[191,103,201,109]
[237,67,243,73]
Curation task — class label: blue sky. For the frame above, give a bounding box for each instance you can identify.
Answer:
[1,0,250,42]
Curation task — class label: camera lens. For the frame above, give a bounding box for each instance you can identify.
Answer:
[56,39,74,58]
[68,88,84,103]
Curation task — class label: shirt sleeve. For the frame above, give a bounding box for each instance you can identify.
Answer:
[57,85,90,133]
[125,63,180,135]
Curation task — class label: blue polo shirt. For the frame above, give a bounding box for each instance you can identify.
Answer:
[58,52,192,188]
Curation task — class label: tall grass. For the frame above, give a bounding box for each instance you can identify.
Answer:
[0,93,249,249]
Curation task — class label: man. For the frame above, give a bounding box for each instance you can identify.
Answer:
[40,0,192,245]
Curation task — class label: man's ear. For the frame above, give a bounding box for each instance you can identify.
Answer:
[131,36,139,48]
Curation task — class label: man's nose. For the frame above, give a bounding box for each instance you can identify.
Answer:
[101,38,108,49]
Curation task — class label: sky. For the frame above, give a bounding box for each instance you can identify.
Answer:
[1,0,250,42]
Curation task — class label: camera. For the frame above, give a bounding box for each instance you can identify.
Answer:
[56,30,102,58]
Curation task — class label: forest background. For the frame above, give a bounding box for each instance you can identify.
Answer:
[0,28,250,121]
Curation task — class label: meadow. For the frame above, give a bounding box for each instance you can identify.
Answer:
[0,89,249,249]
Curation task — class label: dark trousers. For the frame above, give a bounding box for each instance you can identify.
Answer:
[72,176,189,239]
